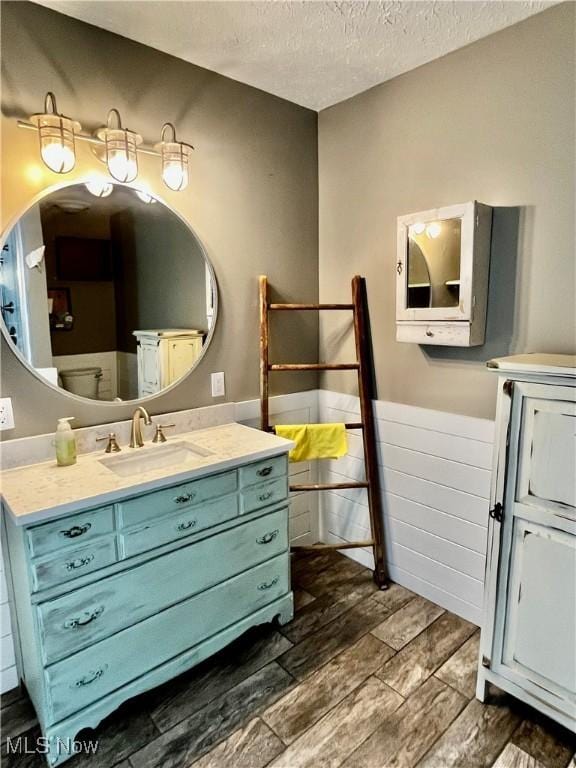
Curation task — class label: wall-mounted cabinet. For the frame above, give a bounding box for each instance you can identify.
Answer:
[396,201,492,346]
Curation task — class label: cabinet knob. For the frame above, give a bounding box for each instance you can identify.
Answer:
[425,329,434,337]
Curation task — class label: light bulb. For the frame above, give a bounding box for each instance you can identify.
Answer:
[411,222,426,235]
[85,178,113,198]
[40,141,75,174]
[426,222,442,239]
[162,162,188,192]
[107,152,138,183]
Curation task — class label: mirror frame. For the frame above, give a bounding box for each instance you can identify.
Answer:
[0,178,219,407]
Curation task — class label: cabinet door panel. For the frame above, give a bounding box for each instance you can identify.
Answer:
[501,519,576,698]
[517,388,575,514]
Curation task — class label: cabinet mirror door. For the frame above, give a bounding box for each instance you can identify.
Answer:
[406,218,461,310]
[396,202,476,322]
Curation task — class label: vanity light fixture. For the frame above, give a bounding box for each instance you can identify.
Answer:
[20,96,194,192]
[85,178,113,198]
[155,123,194,192]
[29,92,81,174]
[96,109,142,183]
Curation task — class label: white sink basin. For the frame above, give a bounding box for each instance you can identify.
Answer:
[99,441,214,478]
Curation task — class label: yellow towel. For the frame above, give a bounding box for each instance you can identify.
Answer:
[275,423,348,463]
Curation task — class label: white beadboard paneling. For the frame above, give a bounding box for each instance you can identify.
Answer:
[0,602,12,638]
[1,633,16,671]
[319,390,493,626]
[236,390,319,546]
[324,475,487,554]
[0,666,18,694]
[324,405,492,468]
[322,390,494,443]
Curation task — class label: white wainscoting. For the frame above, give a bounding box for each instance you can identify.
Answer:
[235,391,319,547]
[318,390,494,626]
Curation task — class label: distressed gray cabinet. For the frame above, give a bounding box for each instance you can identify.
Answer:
[477,354,575,732]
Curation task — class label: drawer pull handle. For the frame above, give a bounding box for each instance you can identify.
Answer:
[60,523,92,539]
[258,576,279,591]
[256,530,279,545]
[174,492,196,504]
[73,666,107,688]
[257,466,273,477]
[66,554,95,571]
[258,491,274,502]
[177,519,197,532]
[64,605,104,629]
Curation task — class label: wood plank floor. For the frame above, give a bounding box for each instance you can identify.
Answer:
[1,551,574,768]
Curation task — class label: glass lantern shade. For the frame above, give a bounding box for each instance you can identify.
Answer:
[155,123,193,192]
[96,110,142,183]
[30,93,81,174]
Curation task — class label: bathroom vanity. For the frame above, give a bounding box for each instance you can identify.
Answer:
[477,355,575,732]
[1,423,294,765]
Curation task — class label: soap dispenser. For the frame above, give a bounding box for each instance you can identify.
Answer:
[55,417,77,466]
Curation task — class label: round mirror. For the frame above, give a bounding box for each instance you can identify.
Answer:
[0,182,217,402]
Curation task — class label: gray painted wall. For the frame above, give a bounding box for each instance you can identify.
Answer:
[0,1,319,438]
[318,4,575,420]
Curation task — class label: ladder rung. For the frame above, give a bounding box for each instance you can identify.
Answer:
[290,482,369,491]
[269,303,354,311]
[269,363,359,371]
[270,422,363,433]
[291,541,374,551]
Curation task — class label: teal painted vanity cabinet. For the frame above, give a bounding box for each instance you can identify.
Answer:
[3,452,293,765]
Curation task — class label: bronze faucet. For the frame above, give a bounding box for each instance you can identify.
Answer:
[129,406,152,448]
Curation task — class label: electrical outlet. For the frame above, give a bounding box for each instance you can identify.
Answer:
[211,372,225,398]
[0,398,15,431]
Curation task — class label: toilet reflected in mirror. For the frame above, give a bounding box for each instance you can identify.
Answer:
[0,182,217,402]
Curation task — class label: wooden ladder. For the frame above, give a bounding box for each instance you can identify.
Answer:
[259,275,389,589]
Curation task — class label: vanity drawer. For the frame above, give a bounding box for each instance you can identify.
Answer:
[121,494,239,557]
[242,477,288,514]
[27,507,114,558]
[45,554,289,722]
[38,507,288,664]
[240,455,287,488]
[118,470,237,527]
[31,537,117,593]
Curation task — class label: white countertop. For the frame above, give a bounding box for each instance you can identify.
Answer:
[1,423,293,526]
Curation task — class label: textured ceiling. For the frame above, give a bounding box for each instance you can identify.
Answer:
[34,1,556,110]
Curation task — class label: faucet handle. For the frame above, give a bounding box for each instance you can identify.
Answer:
[96,432,121,453]
[152,423,176,444]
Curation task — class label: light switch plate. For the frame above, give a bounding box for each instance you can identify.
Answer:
[211,372,225,398]
[0,398,15,431]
